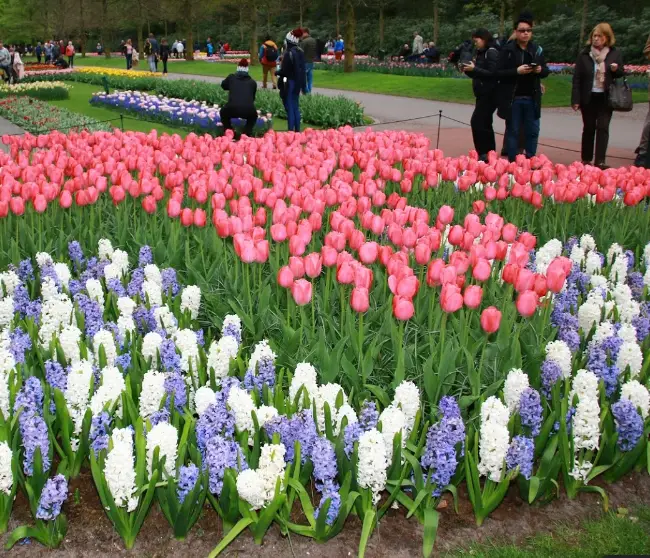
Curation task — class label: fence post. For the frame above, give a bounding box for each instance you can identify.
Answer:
[436,110,442,150]
[120,114,124,132]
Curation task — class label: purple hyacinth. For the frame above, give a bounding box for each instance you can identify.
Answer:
[587,342,620,397]
[632,316,650,343]
[80,257,109,283]
[35,474,68,520]
[17,259,34,281]
[195,329,205,347]
[625,250,635,270]
[138,246,154,268]
[558,327,581,353]
[68,279,83,297]
[40,264,61,290]
[160,339,182,373]
[177,463,199,504]
[506,435,534,480]
[161,268,180,296]
[627,272,644,300]
[312,437,338,491]
[244,355,276,394]
[204,435,248,495]
[133,305,157,333]
[196,402,235,456]
[115,353,131,372]
[127,268,145,298]
[164,372,187,412]
[221,322,242,345]
[106,278,126,298]
[13,283,41,322]
[21,414,50,475]
[612,400,644,452]
[420,412,465,496]
[45,360,67,414]
[315,486,341,526]
[74,294,104,338]
[541,359,563,398]
[439,396,462,419]
[149,409,171,427]
[519,388,543,437]
[89,412,111,453]
[343,422,362,457]
[264,410,317,464]
[359,400,379,431]
[68,241,84,269]
[563,237,578,255]
[14,376,44,424]
[9,327,32,364]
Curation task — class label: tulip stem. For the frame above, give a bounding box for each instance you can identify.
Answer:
[395,321,405,386]
[339,286,345,333]
[244,264,251,315]
[358,312,364,375]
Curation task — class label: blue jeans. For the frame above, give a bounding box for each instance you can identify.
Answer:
[506,97,540,161]
[305,63,314,93]
[147,55,156,73]
[284,80,301,132]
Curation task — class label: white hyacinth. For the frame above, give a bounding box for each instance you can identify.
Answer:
[606,243,623,266]
[644,242,650,267]
[142,332,164,364]
[103,264,121,282]
[258,443,286,500]
[174,329,200,379]
[89,366,126,416]
[117,316,136,338]
[236,469,267,510]
[0,441,12,495]
[144,264,162,286]
[0,270,20,296]
[645,268,650,288]
[143,280,162,307]
[611,282,633,307]
[255,405,279,427]
[392,381,420,433]
[618,300,640,323]
[0,297,13,328]
[154,306,178,335]
[569,459,594,482]
[578,301,602,333]
[139,370,166,419]
[315,383,348,431]
[478,396,510,482]
[65,359,94,435]
[571,370,600,452]
[35,252,54,269]
[609,255,628,283]
[536,239,563,275]
[504,368,530,413]
[620,380,650,419]
[93,329,117,366]
[569,244,585,268]
[617,323,638,345]
[53,263,71,289]
[545,340,572,378]
[247,339,276,376]
[584,252,602,275]
[0,368,11,418]
[104,427,138,511]
[221,314,242,340]
[117,297,136,317]
[378,405,407,453]
[146,422,178,478]
[98,239,114,260]
[579,235,596,253]
[616,341,643,378]
[590,274,608,291]
[227,385,256,433]
[357,428,389,505]
[86,278,105,306]
[207,335,239,381]
[38,293,73,346]
[180,285,201,319]
[110,250,130,277]
[289,362,318,404]
[335,403,358,435]
[194,386,216,416]
[591,321,615,345]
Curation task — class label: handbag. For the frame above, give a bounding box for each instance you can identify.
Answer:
[608,77,633,112]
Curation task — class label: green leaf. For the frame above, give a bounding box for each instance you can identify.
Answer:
[358,507,377,558]
[207,517,253,557]
[422,508,440,558]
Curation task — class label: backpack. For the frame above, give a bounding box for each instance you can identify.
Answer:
[265,45,278,62]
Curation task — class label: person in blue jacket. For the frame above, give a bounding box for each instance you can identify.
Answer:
[277,28,307,132]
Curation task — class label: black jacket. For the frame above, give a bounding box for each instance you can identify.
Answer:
[571,46,624,107]
[495,40,549,120]
[278,44,307,93]
[221,71,257,110]
[160,44,170,61]
[466,46,499,99]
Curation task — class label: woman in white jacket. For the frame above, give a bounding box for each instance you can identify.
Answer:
[10,46,24,82]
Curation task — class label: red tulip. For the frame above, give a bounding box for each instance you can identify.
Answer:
[472,200,485,214]
[546,264,567,293]
[480,306,502,333]
[59,190,72,209]
[350,287,370,312]
[440,284,463,313]
[448,225,464,246]
[277,266,294,288]
[193,208,207,227]
[414,242,432,266]
[304,252,323,278]
[291,279,312,306]
[392,295,415,320]
[427,258,445,286]
[0,201,7,218]
[516,290,539,317]
[463,285,483,309]
[141,195,157,214]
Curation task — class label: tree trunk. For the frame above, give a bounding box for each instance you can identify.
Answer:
[579,0,588,51]
[249,0,259,66]
[101,0,110,58]
[379,3,384,49]
[219,15,224,38]
[186,0,194,61]
[343,0,355,73]
[299,0,303,27]
[433,0,439,45]
[147,20,151,34]
[499,0,505,37]
[164,20,168,37]
[137,22,144,58]
[239,6,244,42]
[267,11,271,34]
[336,0,340,36]
[79,0,86,56]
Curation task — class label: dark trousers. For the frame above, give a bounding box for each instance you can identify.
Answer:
[283,79,301,132]
[162,57,168,74]
[36,54,42,63]
[68,55,74,67]
[220,104,258,137]
[580,92,612,165]
[506,97,539,162]
[126,53,132,69]
[471,95,496,158]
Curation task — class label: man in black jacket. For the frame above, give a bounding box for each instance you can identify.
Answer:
[496,12,549,161]
[220,59,259,138]
[463,28,499,160]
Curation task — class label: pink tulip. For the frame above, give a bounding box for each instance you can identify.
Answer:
[516,290,539,317]
[289,256,305,278]
[480,306,502,333]
[33,194,47,213]
[304,253,323,278]
[321,246,338,267]
[392,295,415,320]
[350,287,370,313]
[440,284,463,313]
[291,279,312,306]
[255,240,269,263]
[277,266,294,288]
[358,241,379,264]
[142,195,157,214]
[463,285,483,309]
[472,259,492,282]
[336,261,355,284]
[180,208,194,227]
[9,197,24,215]
[438,205,454,225]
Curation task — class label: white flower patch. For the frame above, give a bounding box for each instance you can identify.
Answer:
[504,368,530,413]
[139,370,166,419]
[146,422,178,478]
[104,427,138,511]
[357,428,389,505]
[180,285,201,319]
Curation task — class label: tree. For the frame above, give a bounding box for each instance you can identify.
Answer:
[343,0,356,72]
[578,0,588,50]
[433,0,439,44]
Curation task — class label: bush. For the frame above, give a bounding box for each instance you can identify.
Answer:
[0,81,70,101]
[22,72,367,128]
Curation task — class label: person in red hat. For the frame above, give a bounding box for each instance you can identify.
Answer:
[220,58,259,138]
[277,28,307,132]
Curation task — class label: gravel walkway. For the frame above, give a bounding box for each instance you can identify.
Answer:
[0,115,25,152]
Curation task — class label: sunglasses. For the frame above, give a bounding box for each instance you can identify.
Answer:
[516,28,532,33]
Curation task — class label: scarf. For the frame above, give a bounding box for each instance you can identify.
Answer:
[589,45,609,88]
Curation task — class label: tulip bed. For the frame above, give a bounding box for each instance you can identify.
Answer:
[0,82,70,101]
[0,97,113,135]
[90,90,273,137]
[315,59,461,78]
[0,128,649,555]
[22,70,367,128]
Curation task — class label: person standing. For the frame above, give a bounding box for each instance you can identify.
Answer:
[65,41,75,68]
[220,59,259,137]
[278,28,307,132]
[300,28,317,93]
[0,42,10,82]
[634,34,650,168]
[51,40,60,61]
[496,12,549,162]
[412,31,424,56]
[160,38,170,75]
[125,39,133,70]
[334,35,344,61]
[148,33,159,71]
[463,28,499,161]
[571,23,624,169]
[177,39,184,59]
[259,35,279,89]
[35,42,43,63]
[207,37,214,57]
[44,41,52,63]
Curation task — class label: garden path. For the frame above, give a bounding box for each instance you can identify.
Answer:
[164,71,644,164]
[0,115,25,152]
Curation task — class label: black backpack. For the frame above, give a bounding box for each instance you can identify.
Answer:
[265,45,278,62]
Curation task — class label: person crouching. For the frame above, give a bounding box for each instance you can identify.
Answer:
[220,59,259,138]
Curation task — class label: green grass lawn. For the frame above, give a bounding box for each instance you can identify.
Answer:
[448,506,650,558]
[72,55,647,107]
[46,81,289,134]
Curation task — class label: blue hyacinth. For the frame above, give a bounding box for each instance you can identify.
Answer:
[89,412,111,453]
[519,388,543,437]
[612,400,644,452]
[21,414,50,475]
[203,435,248,495]
[177,464,199,504]
[541,359,563,398]
[36,474,68,521]
[9,327,32,365]
[164,372,187,412]
[138,246,154,267]
[506,435,534,480]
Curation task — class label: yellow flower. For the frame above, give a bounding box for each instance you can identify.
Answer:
[76,67,162,79]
